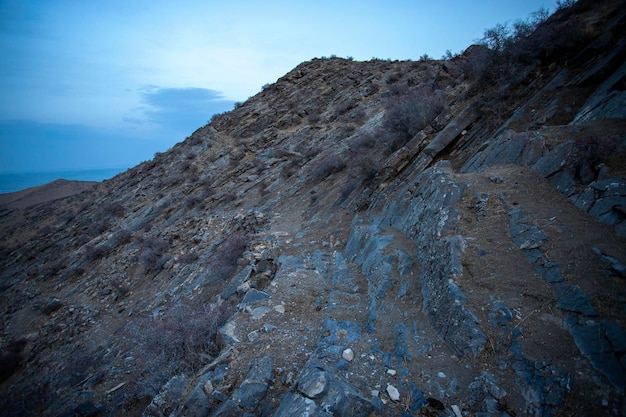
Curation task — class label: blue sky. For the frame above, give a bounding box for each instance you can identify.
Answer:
[0,0,558,174]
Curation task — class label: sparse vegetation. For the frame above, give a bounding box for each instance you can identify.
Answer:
[101,202,125,217]
[85,218,109,237]
[140,237,169,272]
[84,242,110,261]
[307,113,321,124]
[467,3,585,91]
[126,300,231,395]
[381,86,445,152]
[307,154,347,182]
[210,233,248,281]
[185,195,203,209]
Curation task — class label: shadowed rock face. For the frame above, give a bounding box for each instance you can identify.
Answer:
[1,1,626,416]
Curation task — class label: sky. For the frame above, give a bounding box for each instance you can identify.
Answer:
[0,0,559,175]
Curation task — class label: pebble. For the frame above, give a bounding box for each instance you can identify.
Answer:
[203,380,214,396]
[437,371,446,378]
[247,330,259,342]
[387,369,397,376]
[273,304,285,314]
[342,348,354,361]
[250,306,271,320]
[263,323,277,333]
[386,384,400,401]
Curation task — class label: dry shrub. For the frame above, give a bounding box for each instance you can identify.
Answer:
[211,233,248,281]
[125,300,231,395]
[140,237,169,272]
[307,154,347,182]
[382,86,445,152]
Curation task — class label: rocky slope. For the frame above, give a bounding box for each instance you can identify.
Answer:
[1,1,626,416]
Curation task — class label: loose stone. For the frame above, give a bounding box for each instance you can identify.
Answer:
[386,384,400,401]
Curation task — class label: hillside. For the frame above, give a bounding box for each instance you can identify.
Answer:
[1,1,626,416]
[0,180,98,210]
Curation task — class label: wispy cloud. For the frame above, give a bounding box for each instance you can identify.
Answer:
[134,86,235,132]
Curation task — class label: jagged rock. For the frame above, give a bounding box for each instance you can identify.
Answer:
[296,362,377,415]
[211,356,273,416]
[371,164,487,357]
[565,316,626,391]
[221,266,253,300]
[342,348,354,362]
[143,375,190,417]
[298,366,328,399]
[468,371,507,415]
[272,392,331,417]
[572,59,626,123]
[423,103,481,158]
[176,373,213,417]
[462,130,547,172]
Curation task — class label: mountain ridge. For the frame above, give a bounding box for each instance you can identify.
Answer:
[1,1,626,416]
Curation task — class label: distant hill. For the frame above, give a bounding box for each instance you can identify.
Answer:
[1,1,625,416]
[0,178,98,209]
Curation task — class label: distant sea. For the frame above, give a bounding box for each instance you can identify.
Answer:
[0,168,127,194]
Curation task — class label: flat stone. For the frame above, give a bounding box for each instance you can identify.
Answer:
[241,288,270,304]
[250,306,271,320]
[537,264,563,283]
[211,399,244,417]
[554,283,598,316]
[509,223,548,249]
[602,319,626,351]
[566,318,611,355]
[587,353,626,391]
